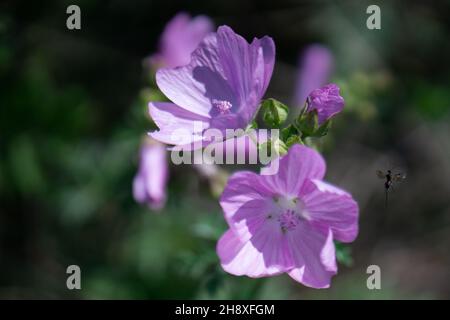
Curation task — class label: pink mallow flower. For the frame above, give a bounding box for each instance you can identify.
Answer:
[217,144,358,288]
[306,83,345,125]
[149,13,214,69]
[133,140,168,210]
[149,25,275,148]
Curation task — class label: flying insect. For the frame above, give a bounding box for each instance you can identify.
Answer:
[376,169,406,208]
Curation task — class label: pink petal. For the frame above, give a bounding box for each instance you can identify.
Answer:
[132,142,168,210]
[288,227,337,288]
[132,174,147,203]
[217,223,294,278]
[158,13,213,68]
[302,179,359,242]
[218,170,297,276]
[264,144,326,197]
[216,26,275,123]
[148,102,209,145]
[294,44,333,108]
[219,171,274,224]
[258,37,276,96]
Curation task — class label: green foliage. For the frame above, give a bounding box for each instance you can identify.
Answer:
[335,242,353,267]
[413,83,450,119]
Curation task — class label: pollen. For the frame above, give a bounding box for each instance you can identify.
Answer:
[278,210,300,233]
[213,99,232,114]
[273,197,309,233]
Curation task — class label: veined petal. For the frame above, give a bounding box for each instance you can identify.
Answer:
[148,102,209,145]
[217,223,294,278]
[263,144,326,197]
[252,36,276,97]
[288,227,337,288]
[220,171,274,224]
[217,26,275,123]
[302,179,359,242]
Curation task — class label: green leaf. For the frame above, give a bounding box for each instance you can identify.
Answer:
[261,98,289,128]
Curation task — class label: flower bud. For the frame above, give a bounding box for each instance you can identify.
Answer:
[261,98,289,128]
[305,83,344,125]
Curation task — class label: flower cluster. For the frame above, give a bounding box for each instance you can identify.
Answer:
[134,14,359,288]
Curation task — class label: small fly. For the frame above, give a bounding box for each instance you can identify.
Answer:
[376,169,406,208]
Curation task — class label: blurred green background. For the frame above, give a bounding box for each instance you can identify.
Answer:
[0,0,449,299]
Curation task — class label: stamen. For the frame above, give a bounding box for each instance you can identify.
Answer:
[278,209,300,233]
[213,99,232,115]
[272,197,308,233]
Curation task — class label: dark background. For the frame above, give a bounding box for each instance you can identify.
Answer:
[0,0,449,298]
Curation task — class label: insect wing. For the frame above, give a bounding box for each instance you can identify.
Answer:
[393,173,406,182]
[376,170,385,179]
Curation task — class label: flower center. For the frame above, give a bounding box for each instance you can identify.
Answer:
[278,209,300,233]
[213,99,232,115]
[271,196,309,233]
